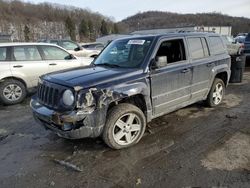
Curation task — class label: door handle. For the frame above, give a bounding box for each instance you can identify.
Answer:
[207,63,213,67]
[49,63,57,66]
[181,68,190,73]
[13,65,23,68]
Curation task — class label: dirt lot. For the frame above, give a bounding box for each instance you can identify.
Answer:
[0,69,250,188]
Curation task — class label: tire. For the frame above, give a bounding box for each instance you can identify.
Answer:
[0,79,27,105]
[206,78,225,107]
[102,103,146,149]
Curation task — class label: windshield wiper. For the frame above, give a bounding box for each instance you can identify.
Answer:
[95,63,121,68]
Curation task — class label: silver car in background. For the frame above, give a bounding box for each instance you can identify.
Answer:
[0,43,93,105]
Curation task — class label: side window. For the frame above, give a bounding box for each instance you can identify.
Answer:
[155,39,186,66]
[61,41,78,50]
[0,47,7,61]
[13,46,42,61]
[209,36,226,55]
[95,44,104,49]
[187,38,204,59]
[41,46,70,60]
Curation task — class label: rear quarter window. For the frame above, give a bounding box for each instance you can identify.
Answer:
[209,36,226,55]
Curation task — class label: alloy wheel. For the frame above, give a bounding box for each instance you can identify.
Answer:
[212,83,223,105]
[3,84,22,101]
[112,113,142,146]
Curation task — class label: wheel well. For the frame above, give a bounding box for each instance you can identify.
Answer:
[215,72,228,85]
[108,94,147,117]
[0,77,27,89]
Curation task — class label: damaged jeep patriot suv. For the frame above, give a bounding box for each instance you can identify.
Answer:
[31,33,231,149]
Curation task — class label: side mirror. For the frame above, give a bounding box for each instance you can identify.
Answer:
[65,54,75,60]
[151,56,168,69]
[74,47,79,51]
[74,46,82,51]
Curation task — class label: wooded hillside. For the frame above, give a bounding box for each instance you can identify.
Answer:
[120,11,250,35]
[0,0,119,42]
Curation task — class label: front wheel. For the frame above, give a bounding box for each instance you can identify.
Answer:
[206,78,225,107]
[102,103,146,149]
[0,79,27,105]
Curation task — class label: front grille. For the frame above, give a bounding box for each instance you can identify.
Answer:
[37,82,60,108]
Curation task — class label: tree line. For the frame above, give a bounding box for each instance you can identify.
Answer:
[0,0,119,42]
[119,11,250,36]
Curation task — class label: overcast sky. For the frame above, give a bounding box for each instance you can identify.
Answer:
[24,0,250,21]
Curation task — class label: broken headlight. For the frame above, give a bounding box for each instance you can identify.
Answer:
[77,89,96,113]
[62,89,75,106]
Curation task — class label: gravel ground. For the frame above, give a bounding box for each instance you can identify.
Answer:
[0,69,250,188]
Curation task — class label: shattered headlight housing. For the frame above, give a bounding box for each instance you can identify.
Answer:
[77,89,97,114]
[62,89,75,106]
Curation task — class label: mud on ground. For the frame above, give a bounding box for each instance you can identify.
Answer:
[0,69,250,188]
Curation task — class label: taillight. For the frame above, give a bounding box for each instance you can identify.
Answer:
[240,43,245,49]
[239,43,245,54]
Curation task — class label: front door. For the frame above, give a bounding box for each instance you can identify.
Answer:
[39,45,82,73]
[150,38,193,117]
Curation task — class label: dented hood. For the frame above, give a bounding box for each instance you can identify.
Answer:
[43,65,143,89]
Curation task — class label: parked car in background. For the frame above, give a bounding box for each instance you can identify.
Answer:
[31,33,231,149]
[0,43,93,105]
[81,42,105,51]
[244,33,250,64]
[38,39,100,58]
[236,33,248,37]
[234,36,246,44]
[221,35,244,55]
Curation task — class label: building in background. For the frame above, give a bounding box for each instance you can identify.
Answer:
[96,25,233,44]
[195,26,232,36]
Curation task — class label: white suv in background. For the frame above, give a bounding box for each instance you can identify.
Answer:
[0,43,93,105]
[39,39,101,58]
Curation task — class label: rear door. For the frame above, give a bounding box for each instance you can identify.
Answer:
[10,45,48,87]
[187,37,214,100]
[39,45,82,73]
[150,38,193,117]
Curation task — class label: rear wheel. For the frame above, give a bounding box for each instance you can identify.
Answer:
[102,103,146,149]
[0,79,27,105]
[206,78,225,107]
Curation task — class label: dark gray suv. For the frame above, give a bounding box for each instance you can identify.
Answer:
[31,33,231,149]
[243,33,250,64]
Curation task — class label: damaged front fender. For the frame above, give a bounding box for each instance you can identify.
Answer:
[75,81,151,116]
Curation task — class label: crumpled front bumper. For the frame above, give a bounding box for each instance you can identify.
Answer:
[30,97,103,139]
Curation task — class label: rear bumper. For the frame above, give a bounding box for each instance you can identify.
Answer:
[30,97,103,139]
